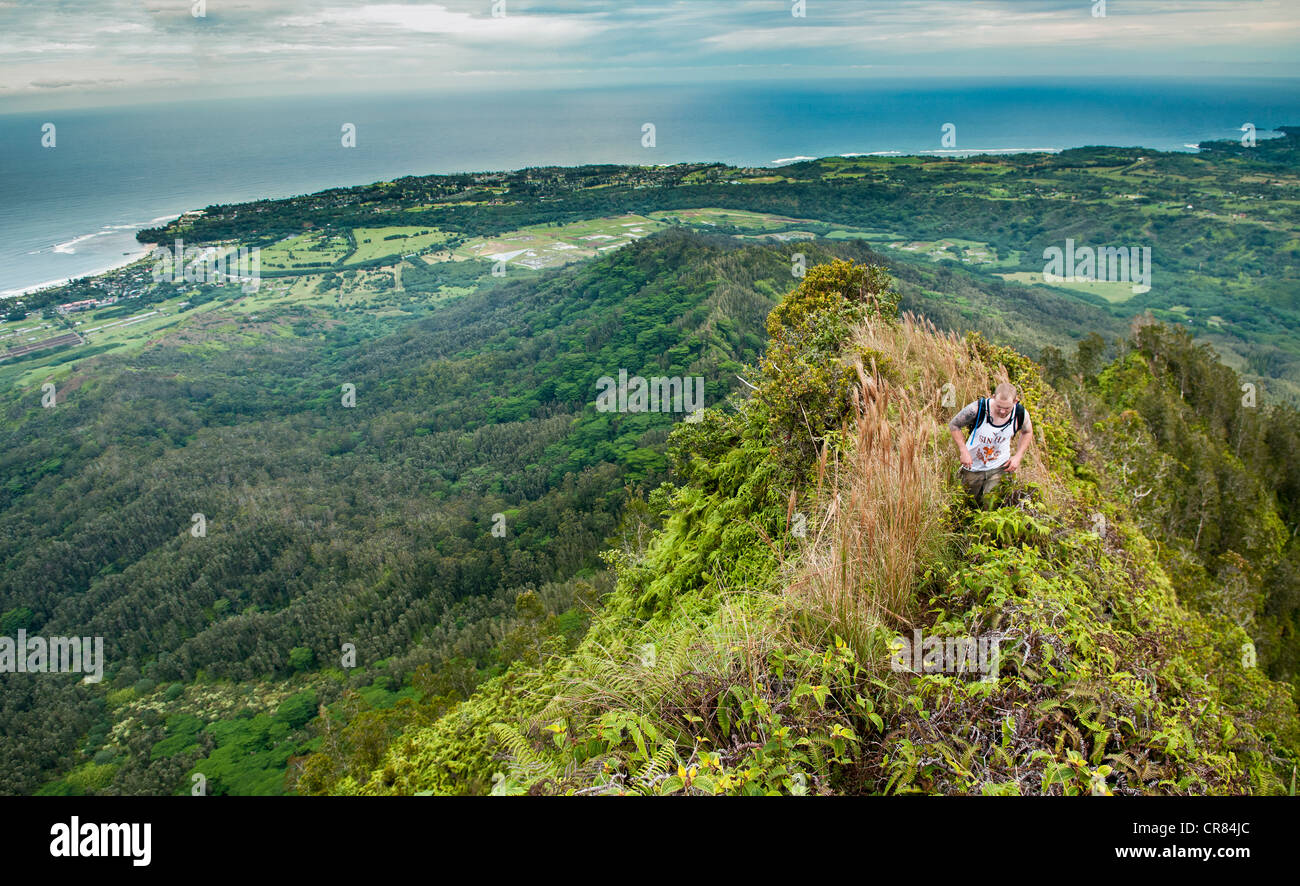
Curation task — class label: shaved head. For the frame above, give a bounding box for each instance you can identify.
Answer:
[994,383,1018,401]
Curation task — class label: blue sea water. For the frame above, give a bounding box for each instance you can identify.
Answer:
[1,77,1297,294]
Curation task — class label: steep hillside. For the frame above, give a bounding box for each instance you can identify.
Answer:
[317,260,1300,796]
[0,229,790,795]
[1043,324,1300,697]
[3,230,944,796]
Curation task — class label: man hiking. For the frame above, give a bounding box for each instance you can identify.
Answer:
[948,382,1033,508]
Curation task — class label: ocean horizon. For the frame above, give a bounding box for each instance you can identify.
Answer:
[3,76,1297,296]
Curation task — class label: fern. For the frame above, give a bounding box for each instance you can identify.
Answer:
[636,743,678,784]
[489,722,559,787]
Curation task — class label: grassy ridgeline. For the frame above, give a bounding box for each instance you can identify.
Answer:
[320,260,1299,796]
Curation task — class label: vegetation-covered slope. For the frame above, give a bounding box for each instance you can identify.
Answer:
[1043,323,1300,695]
[0,229,790,795]
[318,260,1299,795]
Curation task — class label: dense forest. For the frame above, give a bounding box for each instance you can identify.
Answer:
[1043,322,1300,690]
[0,229,788,794]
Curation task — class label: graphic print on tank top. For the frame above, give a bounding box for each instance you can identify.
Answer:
[966,407,1014,471]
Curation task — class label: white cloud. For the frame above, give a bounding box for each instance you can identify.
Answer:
[0,0,1294,104]
[278,2,606,44]
[701,0,1300,53]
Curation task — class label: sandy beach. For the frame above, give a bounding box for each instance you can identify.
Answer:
[0,212,183,300]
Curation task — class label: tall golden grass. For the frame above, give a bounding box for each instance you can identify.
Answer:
[782,313,1010,665]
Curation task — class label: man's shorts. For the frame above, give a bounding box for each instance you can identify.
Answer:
[960,464,1005,502]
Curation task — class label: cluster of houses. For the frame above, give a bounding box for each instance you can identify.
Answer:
[56,296,118,315]
[51,262,155,314]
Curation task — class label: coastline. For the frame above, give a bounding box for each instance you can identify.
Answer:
[1,212,182,300]
[774,146,1067,166]
[0,132,1243,300]
[1,246,155,300]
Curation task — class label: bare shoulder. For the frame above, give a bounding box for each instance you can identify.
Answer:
[949,400,979,428]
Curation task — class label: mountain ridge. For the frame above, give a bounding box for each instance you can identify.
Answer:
[311,259,1299,796]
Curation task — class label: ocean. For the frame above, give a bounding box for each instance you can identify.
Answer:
[2,77,1297,295]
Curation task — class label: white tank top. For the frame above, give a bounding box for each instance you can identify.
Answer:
[966,404,1016,471]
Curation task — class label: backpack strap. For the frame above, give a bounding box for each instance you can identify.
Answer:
[974,397,986,429]
[1014,403,1025,435]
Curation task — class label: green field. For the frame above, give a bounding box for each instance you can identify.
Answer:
[825,230,902,241]
[347,227,449,265]
[454,214,668,270]
[0,292,235,390]
[257,226,451,271]
[998,270,1147,303]
[882,237,1019,269]
[647,207,823,232]
[258,231,352,271]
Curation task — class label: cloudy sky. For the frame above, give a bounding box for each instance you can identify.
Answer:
[1,0,1297,110]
